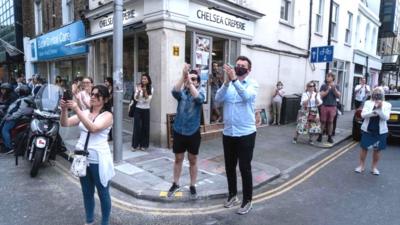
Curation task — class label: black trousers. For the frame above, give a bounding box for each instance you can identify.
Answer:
[223,132,256,202]
[132,108,150,148]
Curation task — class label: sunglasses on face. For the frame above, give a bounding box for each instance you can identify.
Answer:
[90,92,101,98]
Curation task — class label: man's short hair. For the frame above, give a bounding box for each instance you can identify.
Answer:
[236,56,252,70]
[326,72,336,81]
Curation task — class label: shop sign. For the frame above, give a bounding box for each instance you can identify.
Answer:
[189,3,255,38]
[88,0,113,10]
[35,21,87,61]
[90,4,143,35]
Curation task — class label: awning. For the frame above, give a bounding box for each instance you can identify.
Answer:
[65,31,113,46]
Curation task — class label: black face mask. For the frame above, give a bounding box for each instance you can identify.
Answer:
[235,67,248,76]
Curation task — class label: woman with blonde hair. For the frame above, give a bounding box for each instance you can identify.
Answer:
[355,87,391,175]
[293,81,322,144]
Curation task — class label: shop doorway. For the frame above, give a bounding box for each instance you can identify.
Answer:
[186,31,239,125]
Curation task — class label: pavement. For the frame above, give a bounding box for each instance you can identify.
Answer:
[59,110,353,202]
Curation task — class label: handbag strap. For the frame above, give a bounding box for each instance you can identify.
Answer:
[83,114,100,153]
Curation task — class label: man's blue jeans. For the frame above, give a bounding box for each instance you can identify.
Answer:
[79,164,111,225]
[1,120,17,150]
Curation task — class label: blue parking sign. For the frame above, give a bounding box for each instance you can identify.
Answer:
[310,45,334,63]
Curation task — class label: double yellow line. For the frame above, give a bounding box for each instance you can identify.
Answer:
[55,141,358,216]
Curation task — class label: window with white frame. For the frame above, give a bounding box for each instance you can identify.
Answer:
[66,0,74,23]
[315,0,324,33]
[365,23,370,49]
[345,12,353,44]
[355,16,360,47]
[280,0,294,24]
[34,0,43,35]
[371,27,377,52]
[330,2,339,40]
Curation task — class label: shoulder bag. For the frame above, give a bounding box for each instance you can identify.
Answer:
[70,116,97,177]
[128,100,137,117]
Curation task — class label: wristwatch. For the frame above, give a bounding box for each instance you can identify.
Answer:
[232,78,238,83]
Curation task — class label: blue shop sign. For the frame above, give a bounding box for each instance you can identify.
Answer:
[36,21,87,61]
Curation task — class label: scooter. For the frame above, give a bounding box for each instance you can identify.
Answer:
[25,84,63,177]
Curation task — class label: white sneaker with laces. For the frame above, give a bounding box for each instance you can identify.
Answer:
[237,201,253,215]
[223,195,240,208]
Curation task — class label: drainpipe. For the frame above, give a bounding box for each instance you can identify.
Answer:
[325,0,334,75]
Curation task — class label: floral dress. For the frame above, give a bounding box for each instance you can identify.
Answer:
[296,92,322,135]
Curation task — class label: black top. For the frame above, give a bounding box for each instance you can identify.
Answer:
[320,84,340,106]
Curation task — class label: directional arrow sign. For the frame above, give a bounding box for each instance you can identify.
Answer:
[310,47,318,63]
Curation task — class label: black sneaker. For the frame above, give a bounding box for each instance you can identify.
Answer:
[327,136,334,143]
[167,183,180,197]
[189,185,197,200]
[317,135,322,142]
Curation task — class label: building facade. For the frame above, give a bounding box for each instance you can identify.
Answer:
[23,0,383,147]
[24,0,88,85]
[378,0,400,88]
[0,0,24,81]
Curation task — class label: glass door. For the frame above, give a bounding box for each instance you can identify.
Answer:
[192,33,213,124]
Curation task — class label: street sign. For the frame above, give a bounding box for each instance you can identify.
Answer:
[310,45,334,63]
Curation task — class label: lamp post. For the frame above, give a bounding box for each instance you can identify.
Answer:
[113,0,123,163]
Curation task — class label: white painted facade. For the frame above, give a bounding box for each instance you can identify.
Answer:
[24,0,383,147]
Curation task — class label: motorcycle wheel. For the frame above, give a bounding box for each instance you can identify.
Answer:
[30,148,44,177]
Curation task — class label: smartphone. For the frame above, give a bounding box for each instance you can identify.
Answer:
[63,89,73,101]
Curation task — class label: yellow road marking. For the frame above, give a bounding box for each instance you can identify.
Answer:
[54,141,358,216]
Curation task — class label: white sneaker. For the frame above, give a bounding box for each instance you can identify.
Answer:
[237,201,253,215]
[223,195,240,208]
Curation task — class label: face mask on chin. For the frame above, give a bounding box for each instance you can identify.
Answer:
[235,67,248,77]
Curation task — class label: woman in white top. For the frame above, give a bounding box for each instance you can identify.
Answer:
[293,81,322,144]
[272,81,285,125]
[75,77,93,110]
[354,88,391,175]
[61,85,114,225]
[131,73,153,151]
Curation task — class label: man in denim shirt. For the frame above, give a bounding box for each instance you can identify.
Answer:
[168,64,205,199]
[215,56,258,215]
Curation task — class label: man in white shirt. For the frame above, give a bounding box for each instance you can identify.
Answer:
[354,78,370,109]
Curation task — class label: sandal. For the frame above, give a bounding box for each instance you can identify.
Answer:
[354,166,365,173]
[371,168,380,176]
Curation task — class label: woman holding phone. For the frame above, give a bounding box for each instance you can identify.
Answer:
[355,88,392,175]
[131,73,153,151]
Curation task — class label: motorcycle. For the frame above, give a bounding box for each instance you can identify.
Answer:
[26,84,62,177]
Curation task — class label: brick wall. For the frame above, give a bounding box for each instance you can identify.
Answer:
[22,0,88,36]
[42,0,62,33]
[21,0,35,38]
